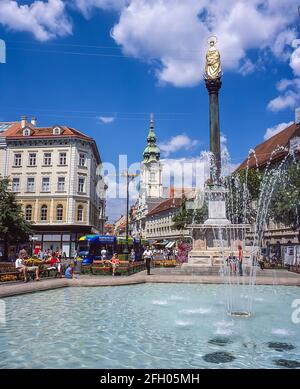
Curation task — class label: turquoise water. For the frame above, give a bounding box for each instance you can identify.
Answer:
[0,284,299,369]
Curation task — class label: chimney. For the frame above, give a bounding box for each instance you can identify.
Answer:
[295,107,300,125]
[21,115,27,129]
[31,117,37,127]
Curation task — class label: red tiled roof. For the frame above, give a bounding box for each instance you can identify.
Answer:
[147,197,182,217]
[1,122,91,140]
[238,123,300,170]
[0,120,101,163]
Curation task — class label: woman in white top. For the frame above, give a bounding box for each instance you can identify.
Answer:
[143,247,153,275]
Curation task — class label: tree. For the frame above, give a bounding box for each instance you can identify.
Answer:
[269,163,300,238]
[0,177,32,259]
[224,169,262,225]
[173,196,208,230]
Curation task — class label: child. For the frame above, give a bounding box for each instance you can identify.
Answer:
[65,263,74,279]
[110,253,120,276]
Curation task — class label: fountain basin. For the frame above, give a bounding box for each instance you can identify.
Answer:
[0,284,299,369]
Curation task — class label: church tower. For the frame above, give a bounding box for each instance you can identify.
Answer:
[140,113,163,198]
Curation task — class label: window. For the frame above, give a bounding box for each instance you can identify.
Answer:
[42,177,50,192]
[41,205,48,221]
[23,128,31,136]
[57,177,65,192]
[53,127,61,135]
[29,153,36,166]
[59,152,67,165]
[25,205,32,221]
[78,177,85,193]
[77,205,83,222]
[150,172,156,182]
[79,153,86,167]
[56,204,63,221]
[12,178,20,192]
[43,153,52,166]
[14,153,22,167]
[27,177,35,192]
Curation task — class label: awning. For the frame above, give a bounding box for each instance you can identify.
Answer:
[166,241,175,248]
[134,237,149,245]
[79,235,116,244]
[117,236,135,245]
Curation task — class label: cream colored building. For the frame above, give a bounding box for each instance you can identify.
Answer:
[145,197,190,242]
[0,116,106,257]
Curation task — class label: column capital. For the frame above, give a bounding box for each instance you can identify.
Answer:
[205,77,222,95]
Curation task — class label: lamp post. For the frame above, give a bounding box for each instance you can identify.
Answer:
[122,171,138,261]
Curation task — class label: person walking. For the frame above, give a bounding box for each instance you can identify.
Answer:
[238,245,243,276]
[130,248,136,263]
[143,246,153,275]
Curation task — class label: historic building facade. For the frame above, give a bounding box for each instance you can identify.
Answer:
[0,116,106,257]
[145,197,190,242]
[130,115,166,238]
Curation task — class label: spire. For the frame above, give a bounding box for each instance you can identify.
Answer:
[147,112,156,143]
[143,113,160,163]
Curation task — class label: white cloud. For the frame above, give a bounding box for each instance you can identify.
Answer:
[110,0,299,87]
[0,0,72,41]
[2,1,298,86]
[267,35,300,112]
[267,76,300,112]
[98,116,115,124]
[73,0,128,18]
[267,90,298,112]
[239,59,256,76]
[159,134,198,157]
[264,121,294,140]
[290,46,300,76]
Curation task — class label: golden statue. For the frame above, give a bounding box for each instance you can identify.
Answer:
[205,36,222,80]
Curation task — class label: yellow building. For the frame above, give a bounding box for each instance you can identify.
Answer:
[0,117,106,257]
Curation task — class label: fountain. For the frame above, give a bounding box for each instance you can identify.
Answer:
[182,37,299,317]
[183,37,250,273]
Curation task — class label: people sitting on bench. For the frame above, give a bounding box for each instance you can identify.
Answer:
[15,249,40,282]
[45,253,62,278]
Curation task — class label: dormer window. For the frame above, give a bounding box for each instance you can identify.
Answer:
[23,128,31,136]
[53,127,61,135]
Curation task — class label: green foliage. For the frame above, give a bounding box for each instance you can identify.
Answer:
[172,197,208,231]
[0,177,32,257]
[234,168,263,200]
[269,163,300,231]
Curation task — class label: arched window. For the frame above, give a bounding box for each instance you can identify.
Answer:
[56,204,63,221]
[25,205,32,221]
[23,128,31,136]
[53,126,61,135]
[41,205,48,221]
[77,205,83,222]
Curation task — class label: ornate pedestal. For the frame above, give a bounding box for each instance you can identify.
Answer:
[183,185,249,268]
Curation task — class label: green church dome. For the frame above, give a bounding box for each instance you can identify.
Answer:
[143,114,161,163]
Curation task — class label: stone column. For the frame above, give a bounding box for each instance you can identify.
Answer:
[205,77,222,183]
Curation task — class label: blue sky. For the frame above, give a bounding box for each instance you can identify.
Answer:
[0,0,300,221]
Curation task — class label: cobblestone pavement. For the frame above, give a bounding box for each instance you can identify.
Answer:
[0,269,299,298]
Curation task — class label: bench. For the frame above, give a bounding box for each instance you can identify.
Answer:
[0,271,22,282]
[91,262,146,276]
[0,266,59,283]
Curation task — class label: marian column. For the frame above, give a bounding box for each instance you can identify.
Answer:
[204,36,222,183]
